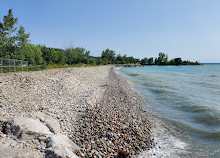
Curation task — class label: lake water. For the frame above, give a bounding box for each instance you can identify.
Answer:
[117,64,220,158]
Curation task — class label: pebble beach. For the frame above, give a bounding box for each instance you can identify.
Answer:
[0,66,155,158]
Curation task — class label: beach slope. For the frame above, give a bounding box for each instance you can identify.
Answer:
[0,66,154,157]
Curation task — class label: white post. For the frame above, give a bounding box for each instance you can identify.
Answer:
[9,59,10,72]
[21,60,23,72]
[14,59,16,72]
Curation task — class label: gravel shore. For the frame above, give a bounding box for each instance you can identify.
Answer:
[0,66,154,157]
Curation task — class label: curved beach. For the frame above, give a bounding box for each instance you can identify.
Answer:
[0,66,154,157]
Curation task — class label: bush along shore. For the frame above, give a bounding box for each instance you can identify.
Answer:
[0,66,154,158]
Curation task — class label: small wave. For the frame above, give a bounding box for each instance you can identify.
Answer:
[142,82,159,88]
[192,81,213,86]
[209,74,218,77]
[193,113,220,127]
[180,105,220,127]
[180,105,212,113]
[151,88,169,94]
[204,131,220,140]
[164,118,220,141]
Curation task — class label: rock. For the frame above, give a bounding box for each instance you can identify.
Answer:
[0,146,43,158]
[118,149,129,158]
[3,116,52,140]
[35,111,61,133]
[0,136,43,158]
[45,147,78,158]
[45,133,80,158]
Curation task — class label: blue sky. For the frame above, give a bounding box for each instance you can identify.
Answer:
[1,0,220,62]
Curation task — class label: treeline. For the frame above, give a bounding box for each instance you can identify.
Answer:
[0,9,200,68]
[0,9,142,66]
[140,52,200,65]
[0,9,94,66]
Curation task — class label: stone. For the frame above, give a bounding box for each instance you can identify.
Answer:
[45,147,78,158]
[118,149,129,158]
[0,146,43,158]
[0,136,43,158]
[3,117,52,140]
[45,133,80,158]
[35,111,61,133]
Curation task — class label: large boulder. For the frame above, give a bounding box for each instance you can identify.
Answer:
[45,133,80,158]
[2,116,80,158]
[0,134,43,158]
[0,146,43,158]
[35,112,61,134]
[3,116,53,140]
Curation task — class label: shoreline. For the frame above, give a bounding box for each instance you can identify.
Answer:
[0,66,155,157]
[73,67,155,157]
[116,67,189,158]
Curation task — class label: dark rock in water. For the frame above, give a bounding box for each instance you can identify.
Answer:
[118,149,129,158]
[128,73,139,76]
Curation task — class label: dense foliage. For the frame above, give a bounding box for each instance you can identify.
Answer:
[0,9,200,68]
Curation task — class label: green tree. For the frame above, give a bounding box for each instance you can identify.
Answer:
[88,58,97,65]
[1,9,18,58]
[3,9,18,37]
[23,44,35,64]
[157,52,168,65]
[95,57,105,65]
[134,58,140,63]
[0,21,5,57]
[15,26,30,60]
[101,49,115,64]
[17,26,30,46]
[57,51,67,64]
[41,46,59,64]
[140,58,148,65]
[49,48,59,64]
[169,59,175,65]
[128,56,135,63]
[148,57,153,65]
[74,47,85,63]
[19,44,43,65]
[122,55,129,64]
[32,45,43,65]
[65,48,74,65]
[81,50,90,64]
[174,57,182,65]
[115,54,123,64]
[41,46,50,63]
[155,57,158,65]
[65,47,89,65]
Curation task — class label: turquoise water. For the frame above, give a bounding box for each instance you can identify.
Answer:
[117,64,220,157]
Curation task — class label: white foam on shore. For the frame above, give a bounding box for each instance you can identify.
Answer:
[137,121,188,158]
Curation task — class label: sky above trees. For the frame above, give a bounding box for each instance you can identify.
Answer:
[1,0,220,62]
